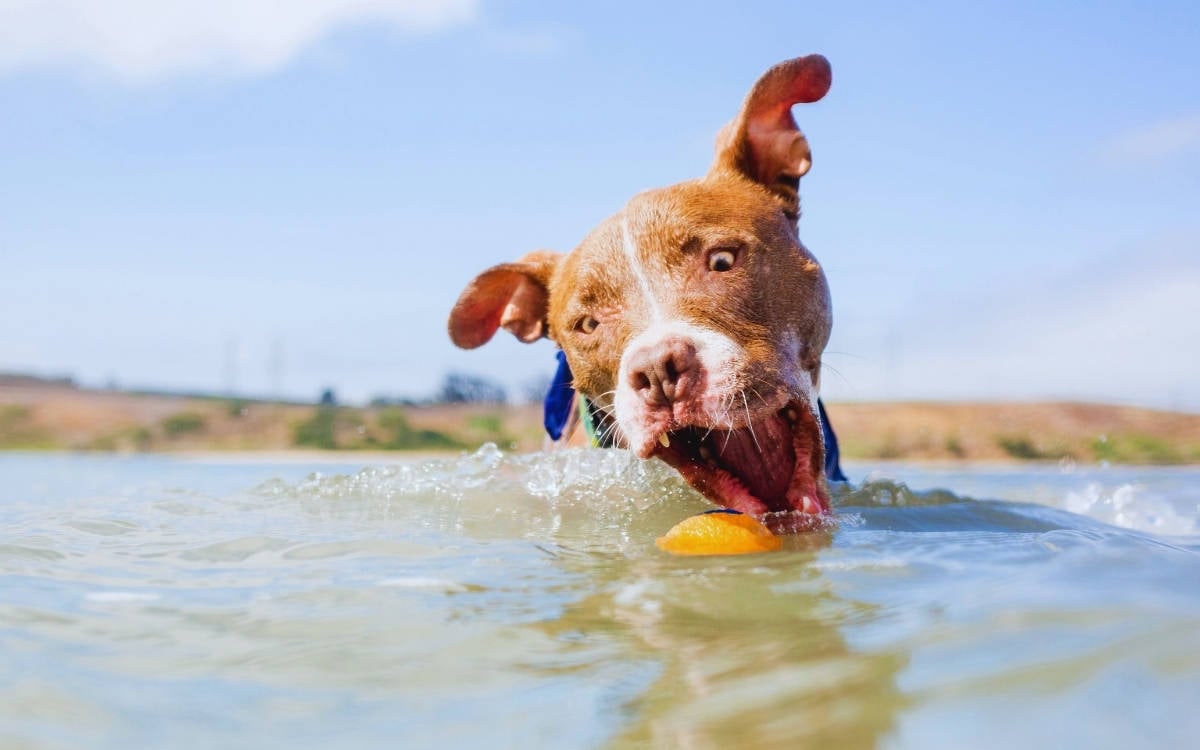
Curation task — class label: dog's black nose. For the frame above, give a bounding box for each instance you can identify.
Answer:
[626,337,699,407]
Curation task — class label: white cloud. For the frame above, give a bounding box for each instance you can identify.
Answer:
[1104,113,1200,165]
[0,0,478,82]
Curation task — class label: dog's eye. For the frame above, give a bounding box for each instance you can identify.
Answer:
[707,249,737,272]
[575,316,599,334]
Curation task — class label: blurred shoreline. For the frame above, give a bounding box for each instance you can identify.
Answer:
[3,378,1199,465]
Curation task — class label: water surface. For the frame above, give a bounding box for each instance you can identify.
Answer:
[2,450,1198,749]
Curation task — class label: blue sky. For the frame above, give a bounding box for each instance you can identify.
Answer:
[2,1,1197,409]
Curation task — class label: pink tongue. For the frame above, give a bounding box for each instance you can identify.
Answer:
[711,413,795,504]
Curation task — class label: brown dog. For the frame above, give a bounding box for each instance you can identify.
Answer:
[449,55,836,529]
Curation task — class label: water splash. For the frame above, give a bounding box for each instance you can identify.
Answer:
[253,445,716,554]
[833,478,964,509]
[253,445,876,551]
[256,447,1200,546]
[1064,480,1198,537]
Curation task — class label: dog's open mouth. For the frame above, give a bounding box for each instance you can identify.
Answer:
[651,399,830,526]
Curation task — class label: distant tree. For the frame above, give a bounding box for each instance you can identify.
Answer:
[377,408,462,450]
[161,412,206,438]
[437,373,507,404]
[318,388,337,406]
[294,408,338,449]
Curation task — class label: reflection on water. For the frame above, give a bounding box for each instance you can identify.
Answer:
[1,449,1199,749]
[542,551,908,749]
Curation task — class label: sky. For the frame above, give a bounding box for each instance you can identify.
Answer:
[1,0,1197,410]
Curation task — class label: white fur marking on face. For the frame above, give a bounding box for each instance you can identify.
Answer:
[613,319,747,456]
[620,216,664,324]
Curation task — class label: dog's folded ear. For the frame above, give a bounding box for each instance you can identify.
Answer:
[710,54,831,221]
[448,250,561,349]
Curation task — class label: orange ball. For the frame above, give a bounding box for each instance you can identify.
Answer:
[655,510,782,556]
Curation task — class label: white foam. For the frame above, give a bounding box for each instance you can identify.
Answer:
[1063,481,1198,537]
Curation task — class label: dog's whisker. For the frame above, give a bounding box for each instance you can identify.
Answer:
[701,392,734,444]
[747,385,767,413]
[721,398,737,451]
[741,392,763,454]
[820,350,867,362]
[592,405,617,421]
[820,362,853,389]
[705,392,736,446]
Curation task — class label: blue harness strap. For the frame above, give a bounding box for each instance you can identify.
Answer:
[542,353,848,482]
[818,398,847,482]
[543,350,576,442]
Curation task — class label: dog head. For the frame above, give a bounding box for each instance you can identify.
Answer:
[449,55,834,522]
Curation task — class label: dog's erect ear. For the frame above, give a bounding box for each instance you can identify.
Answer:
[448,250,561,349]
[710,54,831,221]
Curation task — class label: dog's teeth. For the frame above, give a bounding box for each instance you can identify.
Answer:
[698,445,712,463]
[786,408,798,422]
[658,433,670,448]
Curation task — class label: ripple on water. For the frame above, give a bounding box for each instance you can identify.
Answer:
[2,450,1199,749]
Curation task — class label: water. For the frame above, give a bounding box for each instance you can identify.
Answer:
[2,449,1198,749]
